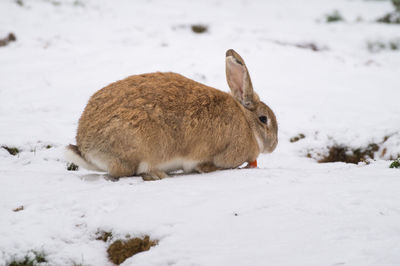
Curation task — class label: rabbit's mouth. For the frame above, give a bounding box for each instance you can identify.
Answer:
[263,138,278,154]
[255,130,278,154]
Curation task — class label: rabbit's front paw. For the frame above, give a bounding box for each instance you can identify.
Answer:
[141,170,168,181]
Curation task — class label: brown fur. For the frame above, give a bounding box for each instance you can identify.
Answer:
[67,49,278,179]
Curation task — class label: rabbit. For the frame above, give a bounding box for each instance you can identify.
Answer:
[65,49,278,180]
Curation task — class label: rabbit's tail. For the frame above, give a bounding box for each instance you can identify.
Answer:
[64,144,102,171]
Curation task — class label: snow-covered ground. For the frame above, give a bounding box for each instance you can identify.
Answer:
[1,0,400,265]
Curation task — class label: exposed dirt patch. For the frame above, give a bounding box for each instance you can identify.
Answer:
[13,206,24,212]
[0,33,17,47]
[306,134,400,164]
[316,143,379,164]
[2,146,20,156]
[290,133,305,143]
[191,24,208,34]
[107,236,157,265]
[95,230,113,242]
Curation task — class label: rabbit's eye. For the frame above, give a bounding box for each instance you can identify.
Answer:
[259,116,268,124]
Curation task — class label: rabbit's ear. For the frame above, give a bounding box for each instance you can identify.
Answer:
[226,49,256,110]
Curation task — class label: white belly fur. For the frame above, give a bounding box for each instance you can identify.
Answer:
[83,153,199,174]
[157,158,199,173]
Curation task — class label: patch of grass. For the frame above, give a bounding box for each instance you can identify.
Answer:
[73,0,85,7]
[191,24,208,34]
[389,158,400,168]
[96,230,113,242]
[32,251,46,264]
[7,251,47,266]
[273,40,328,52]
[367,39,400,53]
[290,133,305,143]
[67,162,79,171]
[8,256,35,266]
[15,0,23,6]
[377,11,400,24]
[318,143,379,164]
[72,261,91,266]
[48,0,61,6]
[294,43,325,52]
[393,0,400,11]
[107,236,157,265]
[325,10,344,23]
[376,0,400,23]
[2,146,20,156]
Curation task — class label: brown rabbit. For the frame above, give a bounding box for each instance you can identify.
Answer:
[65,49,278,180]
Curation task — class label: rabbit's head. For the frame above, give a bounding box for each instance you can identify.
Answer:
[226,49,278,153]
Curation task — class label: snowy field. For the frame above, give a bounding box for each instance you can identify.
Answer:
[1,0,400,265]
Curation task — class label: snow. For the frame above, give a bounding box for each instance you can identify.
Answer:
[1,0,400,265]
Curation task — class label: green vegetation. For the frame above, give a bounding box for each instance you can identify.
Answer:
[377,0,400,24]
[67,162,79,171]
[7,251,47,266]
[15,0,23,6]
[377,12,400,24]
[2,146,20,156]
[367,39,400,53]
[392,0,400,11]
[389,158,400,168]
[325,10,344,23]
